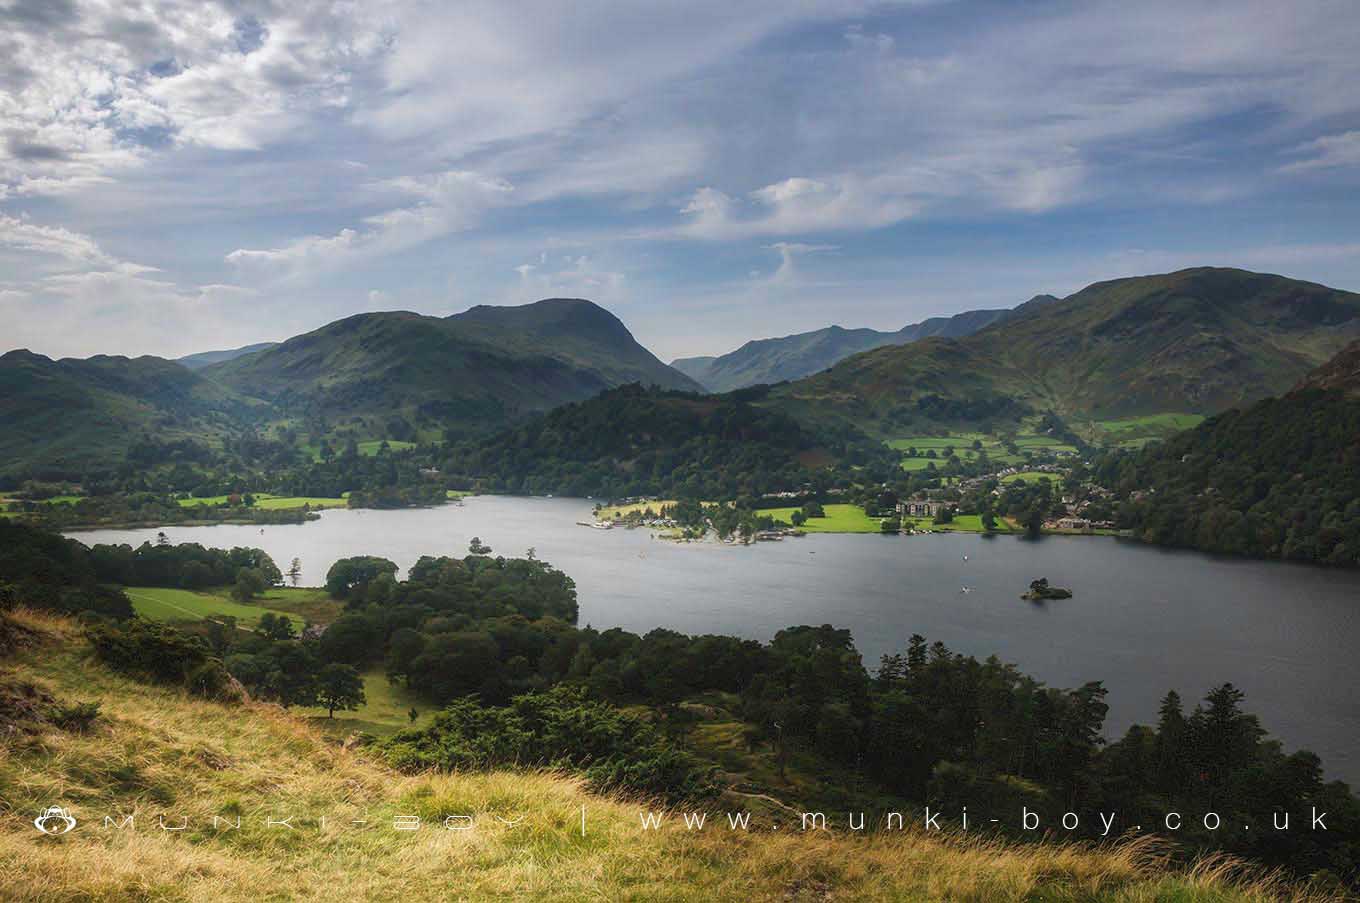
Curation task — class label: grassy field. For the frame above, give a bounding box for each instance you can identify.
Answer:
[124,587,320,631]
[0,495,84,507]
[596,499,680,519]
[901,514,1017,534]
[129,586,415,733]
[888,429,1077,470]
[300,669,435,738]
[0,609,1306,902]
[178,492,348,510]
[300,439,418,462]
[1001,471,1061,485]
[1082,413,1205,448]
[763,503,884,533]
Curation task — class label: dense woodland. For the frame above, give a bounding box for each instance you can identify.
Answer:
[2,521,1355,887]
[442,384,899,499]
[1097,389,1360,566]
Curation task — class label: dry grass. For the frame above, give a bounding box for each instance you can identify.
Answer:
[0,609,1346,902]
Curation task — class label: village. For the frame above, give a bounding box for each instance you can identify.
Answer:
[585,458,1120,544]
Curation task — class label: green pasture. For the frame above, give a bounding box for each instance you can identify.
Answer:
[763,503,885,533]
[300,439,417,462]
[902,514,1016,534]
[125,586,308,631]
[300,670,435,736]
[177,492,348,509]
[1002,471,1061,485]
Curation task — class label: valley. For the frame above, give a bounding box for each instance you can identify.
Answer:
[7,277,1360,895]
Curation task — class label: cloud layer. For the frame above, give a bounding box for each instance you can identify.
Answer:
[2,0,1359,359]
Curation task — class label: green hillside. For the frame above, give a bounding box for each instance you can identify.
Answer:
[1099,339,1360,566]
[0,299,699,482]
[768,268,1360,436]
[0,610,1328,902]
[672,307,1011,392]
[0,350,256,478]
[1296,337,1360,396]
[206,299,700,437]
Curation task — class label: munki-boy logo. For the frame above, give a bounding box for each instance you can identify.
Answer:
[33,807,77,835]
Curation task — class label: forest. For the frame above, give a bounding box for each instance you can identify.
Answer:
[1096,389,1360,566]
[442,384,899,499]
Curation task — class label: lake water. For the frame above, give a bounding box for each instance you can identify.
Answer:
[69,495,1360,783]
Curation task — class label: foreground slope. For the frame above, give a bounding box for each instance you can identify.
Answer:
[672,307,1011,392]
[0,610,1324,902]
[770,268,1360,434]
[204,298,699,436]
[0,350,254,478]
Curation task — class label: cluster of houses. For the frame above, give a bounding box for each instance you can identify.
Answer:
[892,463,1119,533]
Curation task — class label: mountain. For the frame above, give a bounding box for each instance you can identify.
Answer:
[176,341,279,370]
[1107,340,1360,566]
[446,298,698,391]
[671,306,1012,392]
[205,299,701,437]
[0,350,253,478]
[768,268,1360,435]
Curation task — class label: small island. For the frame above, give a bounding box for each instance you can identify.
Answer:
[1022,577,1073,601]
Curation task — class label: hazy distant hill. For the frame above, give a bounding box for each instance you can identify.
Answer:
[671,307,1012,392]
[205,298,701,437]
[0,350,251,478]
[177,342,279,370]
[769,268,1360,435]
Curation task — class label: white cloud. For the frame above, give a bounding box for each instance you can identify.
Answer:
[227,170,513,281]
[5,0,1360,358]
[766,241,838,284]
[0,1,384,197]
[676,174,921,239]
[1281,131,1360,173]
[509,252,627,306]
[0,213,114,267]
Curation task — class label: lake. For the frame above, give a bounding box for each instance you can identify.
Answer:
[69,495,1360,782]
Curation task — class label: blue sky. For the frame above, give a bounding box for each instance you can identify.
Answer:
[1,0,1358,361]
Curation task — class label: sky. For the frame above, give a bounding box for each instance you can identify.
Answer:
[1,0,1359,363]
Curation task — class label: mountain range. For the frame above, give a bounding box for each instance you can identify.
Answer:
[0,351,254,478]
[766,267,1360,435]
[203,299,700,435]
[0,299,697,477]
[5,269,1360,480]
[670,306,1015,392]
